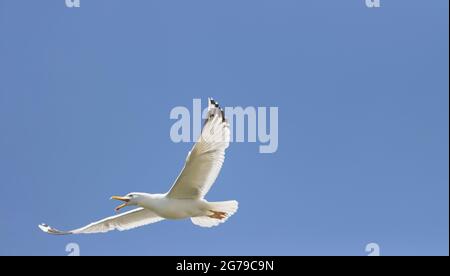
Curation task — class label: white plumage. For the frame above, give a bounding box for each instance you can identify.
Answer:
[39,98,238,234]
[39,208,164,234]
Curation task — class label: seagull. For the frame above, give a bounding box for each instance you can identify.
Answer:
[39,98,238,234]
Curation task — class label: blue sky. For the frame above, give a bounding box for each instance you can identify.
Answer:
[0,0,448,256]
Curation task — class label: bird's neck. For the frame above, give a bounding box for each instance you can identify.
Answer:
[137,193,164,208]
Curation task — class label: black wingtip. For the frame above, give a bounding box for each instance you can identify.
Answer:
[38,223,72,235]
[209,98,219,107]
[204,98,227,123]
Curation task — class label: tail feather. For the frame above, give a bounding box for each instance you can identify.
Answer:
[191,200,238,228]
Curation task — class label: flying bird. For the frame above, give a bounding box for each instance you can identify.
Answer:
[39,98,237,234]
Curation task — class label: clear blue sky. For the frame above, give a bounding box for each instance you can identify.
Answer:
[0,0,448,256]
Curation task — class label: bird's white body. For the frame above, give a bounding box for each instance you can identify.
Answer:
[138,194,207,219]
[39,98,238,234]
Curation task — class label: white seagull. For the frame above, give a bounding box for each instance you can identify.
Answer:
[39,98,238,234]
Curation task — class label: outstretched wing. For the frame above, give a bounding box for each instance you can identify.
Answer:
[38,208,164,235]
[166,98,231,199]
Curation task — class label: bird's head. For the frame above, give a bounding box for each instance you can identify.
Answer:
[110,193,141,212]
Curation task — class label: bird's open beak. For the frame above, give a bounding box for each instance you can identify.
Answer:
[111,196,130,212]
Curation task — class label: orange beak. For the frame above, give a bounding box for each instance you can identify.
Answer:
[111,196,130,212]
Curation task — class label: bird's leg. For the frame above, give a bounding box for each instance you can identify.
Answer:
[208,210,227,219]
